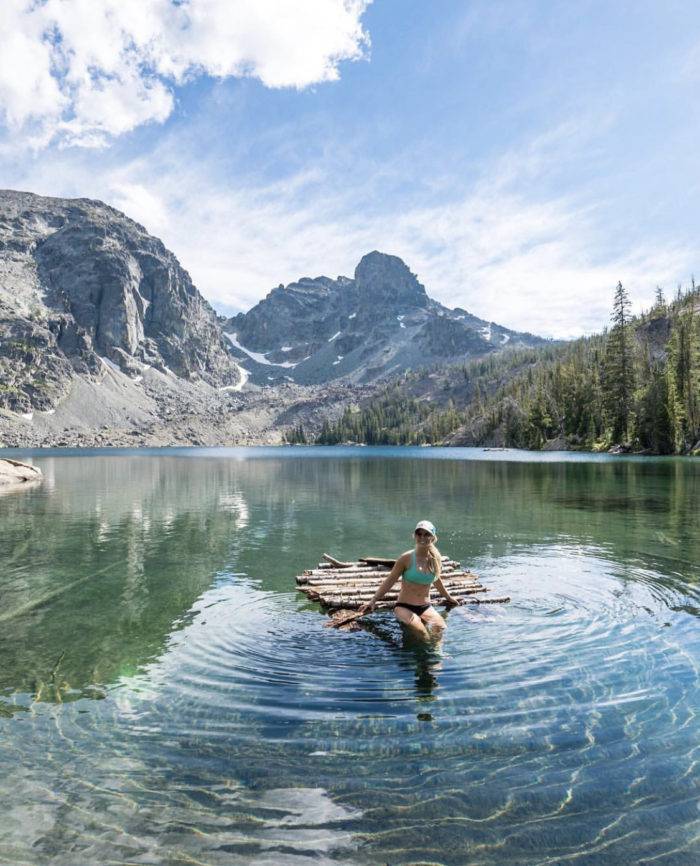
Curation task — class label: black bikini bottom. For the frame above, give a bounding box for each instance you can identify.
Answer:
[395,602,432,616]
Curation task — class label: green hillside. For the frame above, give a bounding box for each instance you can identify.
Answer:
[304,282,700,455]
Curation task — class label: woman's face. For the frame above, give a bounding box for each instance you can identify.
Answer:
[414,529,435,547]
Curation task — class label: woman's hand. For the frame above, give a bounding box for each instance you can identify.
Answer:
[445,596,462,607]
[358,600,376,615]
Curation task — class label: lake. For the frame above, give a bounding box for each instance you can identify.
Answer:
[1,446,699,865]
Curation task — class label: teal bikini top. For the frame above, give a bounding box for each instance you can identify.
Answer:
[403,550,436,585]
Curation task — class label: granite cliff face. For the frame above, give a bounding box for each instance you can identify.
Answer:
[354,250,429,310]
[0,190,240,414]
[226,250,545,385]
[0,189,549,448]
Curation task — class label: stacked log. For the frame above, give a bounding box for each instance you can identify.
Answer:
[296,554,510,611]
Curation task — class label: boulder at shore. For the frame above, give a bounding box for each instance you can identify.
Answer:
[0,458,42,486]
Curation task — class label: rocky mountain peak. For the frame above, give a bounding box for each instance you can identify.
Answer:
[0,190,240,415]
[354,251,428,310]
[224,249,545,387]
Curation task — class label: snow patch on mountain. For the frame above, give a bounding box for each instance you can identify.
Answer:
[225,333,299,368]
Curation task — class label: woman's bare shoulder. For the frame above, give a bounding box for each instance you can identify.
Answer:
[396,550,412,565]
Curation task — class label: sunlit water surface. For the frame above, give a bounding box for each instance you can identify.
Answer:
[1,447,699,865]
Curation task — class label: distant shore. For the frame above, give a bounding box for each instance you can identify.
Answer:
[1,441,697,459]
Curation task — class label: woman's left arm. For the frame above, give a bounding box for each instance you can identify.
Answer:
[434,576,460,606]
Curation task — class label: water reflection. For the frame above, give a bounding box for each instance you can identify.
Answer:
[2,451,698,707]
[0,456,250,702]
[0,449,698,865]
[355,615,447,717]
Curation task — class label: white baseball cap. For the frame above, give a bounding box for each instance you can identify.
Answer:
[414,520,437,536]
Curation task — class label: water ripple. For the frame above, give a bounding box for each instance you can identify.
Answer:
[2,546,699,863]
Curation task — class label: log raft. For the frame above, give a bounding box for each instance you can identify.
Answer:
[296,553,510,621]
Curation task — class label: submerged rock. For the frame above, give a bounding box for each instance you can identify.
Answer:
[0,457,42,486]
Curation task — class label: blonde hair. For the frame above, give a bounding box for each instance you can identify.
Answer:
[426,539,442,580]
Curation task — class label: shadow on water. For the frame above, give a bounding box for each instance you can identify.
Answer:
[357,616,447,718]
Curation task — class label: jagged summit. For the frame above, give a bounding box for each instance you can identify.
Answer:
[354,251,428,310]
[0,190,241,415]
[225,250,545,386]
[0,189,146,232]
[0,190,549,447]
[0,189,546,419]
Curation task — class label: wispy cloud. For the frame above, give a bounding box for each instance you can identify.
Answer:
[107,121,696,339]
[6,115,695,341]
[0,0,371,148]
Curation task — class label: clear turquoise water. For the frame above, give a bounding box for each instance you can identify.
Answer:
[1,447,699,865]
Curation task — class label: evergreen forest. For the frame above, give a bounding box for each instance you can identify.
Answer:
[293,282,700,455]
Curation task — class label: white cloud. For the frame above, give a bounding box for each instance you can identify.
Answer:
[0,2,67,129]
[395,198,693,339]
[3,117,695,340]
[0,0,371,147]
[100,158,693,340]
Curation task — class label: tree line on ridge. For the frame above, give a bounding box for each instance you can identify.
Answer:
[286,281,700,455]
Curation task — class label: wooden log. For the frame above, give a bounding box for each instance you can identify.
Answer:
[299,568,473,582]
[299,579,484,597]
[299,577,473,590]
[296,569,475,586]
[303,566,391,577]
[296,571,476,586]
[324,610,363,629]
[302,586,480,597]
[300,564,462,580]
[308,561,459,573]
[321,553,355,568]
[358,555,458,567]
[316,556,459,568]
[298,576,471,588]
[311,564,390,571]
[467,596,510,604]
[304,589,487,604]
[321,593,509,611]
[318,555,458,565]
[358,556,397,566]
[316,562,382,570]
[323,595,507,630]
[308,586,490,607]
[330,581,485,595]
[312,561,461,574]
[324,609,369,629]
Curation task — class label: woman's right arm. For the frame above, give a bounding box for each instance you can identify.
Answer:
[358,555,406,614]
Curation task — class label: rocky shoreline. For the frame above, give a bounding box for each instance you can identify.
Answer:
[0,371,370,449]
[0,457,42,485]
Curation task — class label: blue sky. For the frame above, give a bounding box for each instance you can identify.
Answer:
[2,0,699,337]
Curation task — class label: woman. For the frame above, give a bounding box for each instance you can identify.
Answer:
[358,520,461,638]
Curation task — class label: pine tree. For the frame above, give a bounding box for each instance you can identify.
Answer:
[285,423,308,444]
[667,302,700,450]
[653,286,666,315]
[603,281,634,442]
